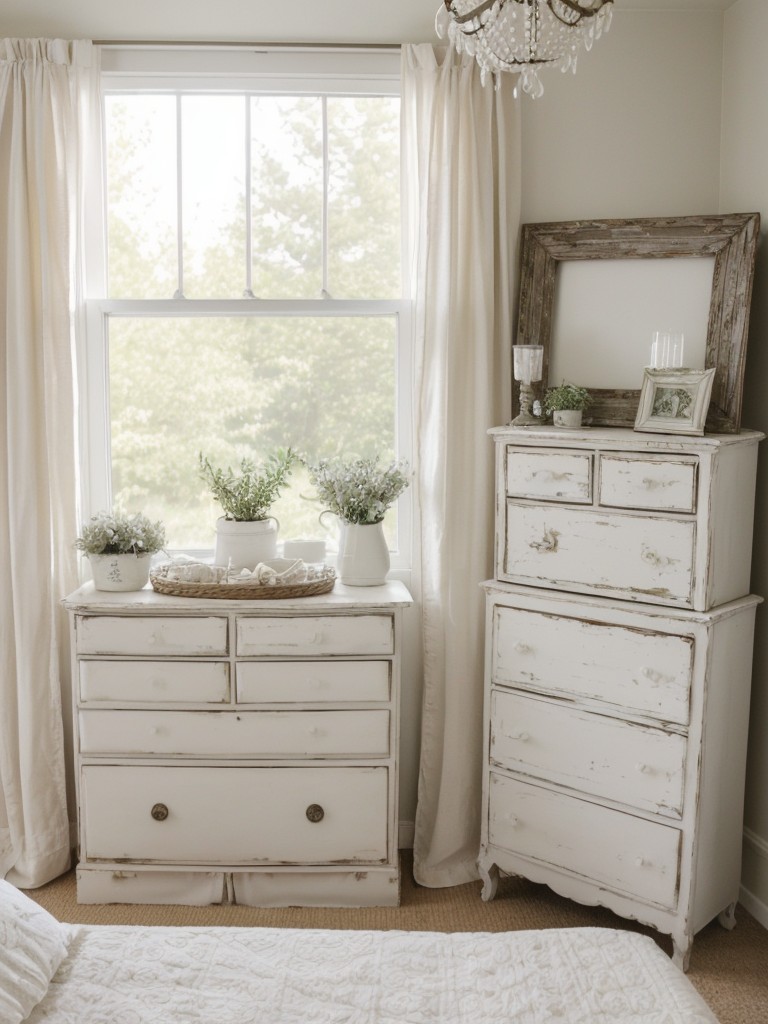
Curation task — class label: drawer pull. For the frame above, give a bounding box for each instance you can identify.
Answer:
[511,731,530,742]
[641,667,675,685]
[529,527,560,554]
[306,803,325,823]
[640,546,677,569]
[514,641,531,655]
[642,477,673,491]
[150,803,169,821]
[533,470,572,482]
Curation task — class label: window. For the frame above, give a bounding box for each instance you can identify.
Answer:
[83,48,410,562]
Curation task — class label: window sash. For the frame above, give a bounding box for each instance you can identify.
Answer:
[81,47,411,567]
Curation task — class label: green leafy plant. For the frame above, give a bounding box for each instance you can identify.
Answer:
[306,455,411,525]
[199,448,297,521]
[543,382,593,414]
[75,510,166,556]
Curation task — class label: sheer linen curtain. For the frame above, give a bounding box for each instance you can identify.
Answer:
[402,44,521,887]
[0,38,97,887]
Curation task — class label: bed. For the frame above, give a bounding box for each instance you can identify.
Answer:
[1,879,718,1024]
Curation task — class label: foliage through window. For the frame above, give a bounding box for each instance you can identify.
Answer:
[89,50,408,559]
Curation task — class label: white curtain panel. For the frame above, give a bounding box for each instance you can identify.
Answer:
[0,38,97,887]
[401,44,521,886]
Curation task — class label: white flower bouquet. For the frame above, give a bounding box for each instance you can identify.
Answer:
[307,456,411,525]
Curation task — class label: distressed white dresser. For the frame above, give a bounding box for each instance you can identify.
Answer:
[65,580,411,907]
[479,425,763,969]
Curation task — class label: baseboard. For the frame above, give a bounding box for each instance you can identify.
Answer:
[398,819,415,850]
[740,828,768,930]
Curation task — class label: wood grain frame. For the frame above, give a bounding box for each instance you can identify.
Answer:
[515,214,760,432]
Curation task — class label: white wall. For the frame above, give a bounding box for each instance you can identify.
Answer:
[721,0,768,928]
[521,11,724,222]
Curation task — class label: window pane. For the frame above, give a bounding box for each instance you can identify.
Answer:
[181,95,247,298]
[105,95,178,298]
[250,96,323,299]
[327,97,401,299]
[108,317,399,551]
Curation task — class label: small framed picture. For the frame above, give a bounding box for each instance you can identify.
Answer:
[634,368,716,436]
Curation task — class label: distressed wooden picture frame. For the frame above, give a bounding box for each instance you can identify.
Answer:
[515,214,760,432]
[634,367,716,437]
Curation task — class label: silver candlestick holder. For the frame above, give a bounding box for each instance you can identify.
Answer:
[511,345,544,426]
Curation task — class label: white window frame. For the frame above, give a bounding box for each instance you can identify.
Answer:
[81,46,413,569]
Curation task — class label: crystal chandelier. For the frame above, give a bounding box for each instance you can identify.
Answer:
[435,0,614,98]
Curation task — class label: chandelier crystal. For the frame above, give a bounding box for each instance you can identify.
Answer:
[435,0,614,98]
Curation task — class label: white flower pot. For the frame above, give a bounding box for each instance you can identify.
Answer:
[89,553,152,591]
[552,409,583,429]
[214,516,278,571]
[337,521,390,586]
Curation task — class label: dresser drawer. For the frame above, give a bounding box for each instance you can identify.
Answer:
[78,708,390,757]
[598,454,698,513]
[504,503,695,606]
[80,661,230,703]
[76,616,228,656]
[488,773,680,909]
[237,661,390,703]
[491,690,686,817]
[506,448,592,504]
[81,764,389,863]
[237,614,394,656]
[491,605,692,725]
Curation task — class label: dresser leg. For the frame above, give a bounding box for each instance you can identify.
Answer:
[479,861,499,902]
[671,931,693,973]
[717,902,737,930]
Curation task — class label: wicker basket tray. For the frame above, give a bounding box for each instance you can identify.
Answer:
[150,563,336,600]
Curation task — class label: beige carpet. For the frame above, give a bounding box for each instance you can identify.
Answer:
[24,853,768,1024]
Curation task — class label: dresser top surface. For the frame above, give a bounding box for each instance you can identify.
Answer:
[489,424,764,450]
[64,578,413,613]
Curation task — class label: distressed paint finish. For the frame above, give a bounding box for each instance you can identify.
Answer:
[78,708,391,757]
[514,213,760,431]
[488,773,682,909]
[492,604,693,725]
[64,581,411,908]
[506,502,695,605]
[494,425,763,612]
[481,425,763,972]
[81,764,389,864]
[598,453,698,513]
[79,660,231,704]
[491,689,687,817]
[506,448,593,503]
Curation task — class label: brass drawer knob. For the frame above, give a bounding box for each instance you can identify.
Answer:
[306,803,325,823]
[151,803,169,821]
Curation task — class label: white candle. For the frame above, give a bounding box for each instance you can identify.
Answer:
[513,345,544,384]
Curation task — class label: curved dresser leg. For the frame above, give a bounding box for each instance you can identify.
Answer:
[671,931,693,973]
[479,861,499,902]
[717,902,737,931]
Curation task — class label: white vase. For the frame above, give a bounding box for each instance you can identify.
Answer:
[552,409,583,429]
[214,516,279,571]
[89,553,152,592]
[337,521,390,586]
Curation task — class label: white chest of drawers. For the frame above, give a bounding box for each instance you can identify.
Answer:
[65,580,412,907]
[479,426,763,969]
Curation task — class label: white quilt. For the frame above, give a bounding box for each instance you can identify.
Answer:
[25,925,718,1024]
